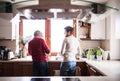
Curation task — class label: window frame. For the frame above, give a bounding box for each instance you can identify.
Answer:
[19,17,77,56]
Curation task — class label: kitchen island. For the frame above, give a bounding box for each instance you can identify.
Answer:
[0,56,120,81]
[0,56,89,76]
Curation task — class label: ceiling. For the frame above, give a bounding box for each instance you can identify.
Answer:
[0,0,109,9]
[71,0,109,6]
[0,0,39,9]
[1,0,109,3]
[0,0,112,20]
[72,0,109,3]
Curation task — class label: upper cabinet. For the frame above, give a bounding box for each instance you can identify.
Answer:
[78,21,91,40]
[91,19,105,40]
[0,13,16,40]
[78,19,106,40]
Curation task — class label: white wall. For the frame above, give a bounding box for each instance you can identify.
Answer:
[115,0,120,39]
[106,0,120,60]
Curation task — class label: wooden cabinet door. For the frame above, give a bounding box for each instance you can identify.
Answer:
[87,64,96,76]
[48,62,61,76]
[13,62,33,76]
[13,62,23,76]
[86,64,104,76]
[0,62,14,76]
[3,62,14,76]
[0,63,4,76]
[76,62,88,76]
[19,62,33,76]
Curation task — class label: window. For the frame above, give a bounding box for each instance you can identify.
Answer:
[22,20,45,48]
[20,19,76,55]
[23,20,45,39]
[51,19,73,52]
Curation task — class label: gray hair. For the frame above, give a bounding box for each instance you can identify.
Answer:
[34,30,41,36]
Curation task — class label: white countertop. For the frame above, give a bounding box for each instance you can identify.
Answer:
[85,59,120,76]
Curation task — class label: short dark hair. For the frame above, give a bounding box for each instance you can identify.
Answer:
[34,30,40,36]
[64,26,74,34]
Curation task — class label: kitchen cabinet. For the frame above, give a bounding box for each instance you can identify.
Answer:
[0,26,15,39]
[86,64,104,76]
[76,61,89,76]
[78,21,91,40]
[0,62,14,76]
[0,61,88,76]
[78,20,105,40]
[48,61,61,76]
[91,19,105,40]
[20,62,33,76]
[0,61,104,76]
[0,63,4,76]
[13,62,33,76]
[49,61,89,76]
[0,62,33,76]
[3,62,14,76]
[0,13,16,39]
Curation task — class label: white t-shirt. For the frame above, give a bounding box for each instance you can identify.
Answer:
[61,35,81,62]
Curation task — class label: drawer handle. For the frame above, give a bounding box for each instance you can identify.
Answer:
[90,67,96,73]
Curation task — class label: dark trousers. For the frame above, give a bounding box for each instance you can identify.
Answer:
[60,61,76,76]
[32,62,49,76]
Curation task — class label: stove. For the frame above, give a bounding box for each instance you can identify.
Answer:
[30,78,81,81]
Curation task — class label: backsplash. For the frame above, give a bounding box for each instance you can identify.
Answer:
[101,40,110,51]
[79,40,102,50]
[0,40,16,52]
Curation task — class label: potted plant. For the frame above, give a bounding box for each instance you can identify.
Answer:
[19,36,31,58]
[87,49,95,60]
[96,49,102,61]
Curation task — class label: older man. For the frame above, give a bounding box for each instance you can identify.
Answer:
[28,30,50,76]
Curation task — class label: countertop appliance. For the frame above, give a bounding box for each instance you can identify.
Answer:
[0,46,14,60]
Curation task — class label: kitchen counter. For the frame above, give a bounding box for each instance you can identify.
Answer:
[85,59,120,76]
[0,56,32,62]
[0,56,85,62]
[0,56,120,81]
[0,56,120,76]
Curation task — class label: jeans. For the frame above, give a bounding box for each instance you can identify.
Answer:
[60,61,76,76]
[32,62,49,76]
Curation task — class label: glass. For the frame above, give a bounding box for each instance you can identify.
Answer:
[23,20,45,48]
[23,20,45,39]
[51,19,73,52]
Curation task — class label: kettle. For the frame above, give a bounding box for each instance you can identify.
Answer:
[8,51,14,60]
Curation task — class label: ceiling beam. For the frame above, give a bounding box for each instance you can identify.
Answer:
[19,4,90,9]
[18,0,90,9]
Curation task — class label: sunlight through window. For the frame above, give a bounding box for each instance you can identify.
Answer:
[51,19,73,52]
[23,20,45,39]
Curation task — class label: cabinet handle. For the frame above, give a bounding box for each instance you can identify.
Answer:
[90,67,96,73]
